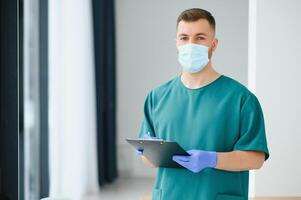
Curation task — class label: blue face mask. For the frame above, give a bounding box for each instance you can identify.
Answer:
[177,43,209,73]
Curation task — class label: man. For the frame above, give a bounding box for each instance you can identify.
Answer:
[137,8,269,200]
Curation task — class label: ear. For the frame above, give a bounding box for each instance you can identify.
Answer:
[212,38,218,52]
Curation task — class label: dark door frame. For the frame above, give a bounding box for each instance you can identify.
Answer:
[0,0,19,199]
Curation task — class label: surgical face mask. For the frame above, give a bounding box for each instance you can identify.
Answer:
[177,43,209,73]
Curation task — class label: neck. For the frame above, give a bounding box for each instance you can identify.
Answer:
[181,62,221,89]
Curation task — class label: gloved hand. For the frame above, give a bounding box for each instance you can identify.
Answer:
[142,134,162,140]
[172,150,217,173]
[136,133,162,155]
[136,149,144,156]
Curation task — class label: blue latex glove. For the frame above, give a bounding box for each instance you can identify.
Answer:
[172,150,217,173]
[136,148,144,156]
[142,133,162,140]
[136,133,162,155]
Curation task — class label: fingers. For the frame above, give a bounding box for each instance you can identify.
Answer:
[187,150,196,155]
[173,158,199,173]
[142,134,162,141]
[172,155,190,162]
[136,149,144,155]
[141,155,156,168]
[143,134,153,139]
[187,149,202,155]
[172,157,191,169]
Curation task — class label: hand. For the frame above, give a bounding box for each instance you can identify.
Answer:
[136,133,162,155]
[142,133,162,141]
[136,149,144,155]
[136,149,156,168]
[172,150,217,173]
[141,155,156,168]
[137,133,159,168]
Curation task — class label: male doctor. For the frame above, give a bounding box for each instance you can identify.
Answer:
[137,8,269,200]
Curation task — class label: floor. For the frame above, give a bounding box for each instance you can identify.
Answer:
[83,177,301,200]
[251,199,301,200]
[84,177,154,200]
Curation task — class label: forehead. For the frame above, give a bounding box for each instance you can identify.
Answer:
[177,19,214,36]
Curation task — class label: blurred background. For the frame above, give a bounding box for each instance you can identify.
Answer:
[0,0,300,199]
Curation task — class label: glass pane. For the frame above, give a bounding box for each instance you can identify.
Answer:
[23,0,40,199]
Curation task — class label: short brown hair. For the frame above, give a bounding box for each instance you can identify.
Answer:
[177,8,216,31]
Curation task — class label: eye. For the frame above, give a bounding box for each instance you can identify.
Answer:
[196,36,205,40]
[180,37,188,41]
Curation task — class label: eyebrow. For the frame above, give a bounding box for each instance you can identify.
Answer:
[196,33,207,36]
[177,33,208,37]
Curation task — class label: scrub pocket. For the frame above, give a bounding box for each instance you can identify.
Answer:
[215,194,244,200]
[152,188,162,200]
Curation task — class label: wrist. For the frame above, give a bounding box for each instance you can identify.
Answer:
[208,151,217,168]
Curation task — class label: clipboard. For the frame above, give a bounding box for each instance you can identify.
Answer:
[126,138,189,168]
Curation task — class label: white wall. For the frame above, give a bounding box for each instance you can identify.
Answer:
[254,0,301,196]
[116,0,249,178]
[48,0,99,197]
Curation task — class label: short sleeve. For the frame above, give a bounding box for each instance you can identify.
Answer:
[233,93,270,160]
[137,91,156,138]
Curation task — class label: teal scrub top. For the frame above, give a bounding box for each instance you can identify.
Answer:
[137,74,269,200]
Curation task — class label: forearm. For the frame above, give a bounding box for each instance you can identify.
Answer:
[215,150,265,171]
[141,155,156,168]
